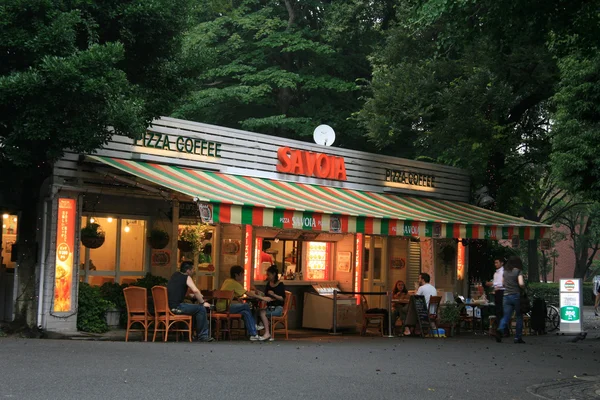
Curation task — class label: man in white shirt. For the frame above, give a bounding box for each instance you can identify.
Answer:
[486,257,507,335]
[416,273,437,308]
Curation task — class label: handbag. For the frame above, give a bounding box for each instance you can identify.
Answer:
[519,290,531,314]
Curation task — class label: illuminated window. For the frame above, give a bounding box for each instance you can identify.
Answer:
[80,216,147,286]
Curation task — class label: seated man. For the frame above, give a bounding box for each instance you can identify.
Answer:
[416,272,437,308]
[218,265,272,341]
[167,261,213,342]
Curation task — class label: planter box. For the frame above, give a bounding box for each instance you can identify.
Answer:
[105,309,121,328]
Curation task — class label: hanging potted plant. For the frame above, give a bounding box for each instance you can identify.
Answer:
[81,223,105,249]
[178,223,212,254]
[148,228,170,249]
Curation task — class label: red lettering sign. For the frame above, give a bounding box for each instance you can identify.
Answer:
[276,147,347,181]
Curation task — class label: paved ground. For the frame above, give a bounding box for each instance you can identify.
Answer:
[1,306,598,400]
[1,330,599,400]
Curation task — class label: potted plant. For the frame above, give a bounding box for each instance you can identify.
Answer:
[437,302,462,337]
[148,228,170,249]
[81,223,105,249]
[178,223,211,253]
[99,282,128,328]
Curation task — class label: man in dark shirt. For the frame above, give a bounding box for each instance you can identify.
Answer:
[167,261,213,342]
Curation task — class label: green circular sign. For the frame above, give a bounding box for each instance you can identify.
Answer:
[560,306,580,321]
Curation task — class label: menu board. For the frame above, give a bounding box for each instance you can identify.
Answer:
[402,295,431,337]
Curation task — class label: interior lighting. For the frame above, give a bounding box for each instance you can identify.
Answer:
[2,214,8,219]
[89,217,95,224]
[13,217,17,222]
[107,217,113,223]
[124,223,130,233]
[2,224,6,229]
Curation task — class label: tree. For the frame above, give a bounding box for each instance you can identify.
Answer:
[555,203,600,279]
[0,0,191,327]
[358,0,598,280]
[173,0,393,149]
[551,52,600,201]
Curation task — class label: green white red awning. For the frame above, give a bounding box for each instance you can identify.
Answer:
[90,156,550,240]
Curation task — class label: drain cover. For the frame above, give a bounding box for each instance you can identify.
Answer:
[528,376,600,399]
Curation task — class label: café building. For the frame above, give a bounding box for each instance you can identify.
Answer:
[22,117,549,333]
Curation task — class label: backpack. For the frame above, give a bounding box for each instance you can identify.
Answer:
[530,297,546,335]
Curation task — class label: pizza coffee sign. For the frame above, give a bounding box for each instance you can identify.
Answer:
[135,132,222,158]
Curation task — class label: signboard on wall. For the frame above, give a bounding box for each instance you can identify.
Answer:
[54,198,76,312]
[337,252,352,272]
[151,249,171,268]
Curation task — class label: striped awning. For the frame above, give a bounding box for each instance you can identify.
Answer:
[90,156,550,240]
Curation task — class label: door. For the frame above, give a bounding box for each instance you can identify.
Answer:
[362,236,386,309]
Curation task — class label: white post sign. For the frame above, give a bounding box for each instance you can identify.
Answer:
[559,279,584,334]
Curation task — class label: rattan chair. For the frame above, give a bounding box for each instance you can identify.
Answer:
[270,291,293,340]
[151,286,193,342]
[123,286,155,342]
[211,290,243,341]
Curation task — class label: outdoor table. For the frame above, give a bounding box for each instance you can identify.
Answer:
[464,301,495,334]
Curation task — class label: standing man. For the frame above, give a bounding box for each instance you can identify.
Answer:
[487,257,508,335]
[167,261,214,342]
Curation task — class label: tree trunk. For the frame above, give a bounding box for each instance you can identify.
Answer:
[527,239,539,283]
[13,166,51,328]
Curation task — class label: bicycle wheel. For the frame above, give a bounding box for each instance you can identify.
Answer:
[546,305,560,332]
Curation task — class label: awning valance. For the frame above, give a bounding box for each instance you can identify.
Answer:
[89,156,550,240]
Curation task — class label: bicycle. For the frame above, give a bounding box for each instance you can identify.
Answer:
[545,295,560,333]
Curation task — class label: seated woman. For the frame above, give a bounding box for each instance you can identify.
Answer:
[258,265,286,341]
[392,280,411,336]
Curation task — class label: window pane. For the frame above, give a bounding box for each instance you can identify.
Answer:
[120,219,146,271]
[85,217,117,271]
[373,236,383,280]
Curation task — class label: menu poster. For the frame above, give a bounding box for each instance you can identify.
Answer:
[54,198,76,312]
[337,252,351,272]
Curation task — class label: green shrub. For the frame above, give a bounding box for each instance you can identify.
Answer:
[527,282,595,306]
[77,283,114,333]
[131,273,168,290]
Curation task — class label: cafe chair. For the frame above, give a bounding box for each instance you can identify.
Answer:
[123,286,155,342]
[151,286,193,342]
[428,296,442,327]
[211,290,243,341]
[360,295,385,336]
[270,291,293,340]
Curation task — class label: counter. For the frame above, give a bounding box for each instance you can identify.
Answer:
[252,280,339,329]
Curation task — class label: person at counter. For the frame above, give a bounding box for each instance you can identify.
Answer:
[416,273,437,308]
[257,265,286,341]
[167,261,213,342]
[218,265,272,341]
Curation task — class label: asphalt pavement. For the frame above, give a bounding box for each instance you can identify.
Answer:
[1,331,599,400]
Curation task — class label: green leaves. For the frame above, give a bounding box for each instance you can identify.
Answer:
[551,52,600,200]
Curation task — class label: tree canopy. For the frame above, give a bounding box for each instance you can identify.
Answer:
[173,0,394,150]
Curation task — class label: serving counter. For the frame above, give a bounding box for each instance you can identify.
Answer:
[252,280,339,329]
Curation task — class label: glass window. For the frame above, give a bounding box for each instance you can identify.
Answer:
[83,217,117,271]
[80,216,147,286]
[120,219,146,271]
[373,236,383,280]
